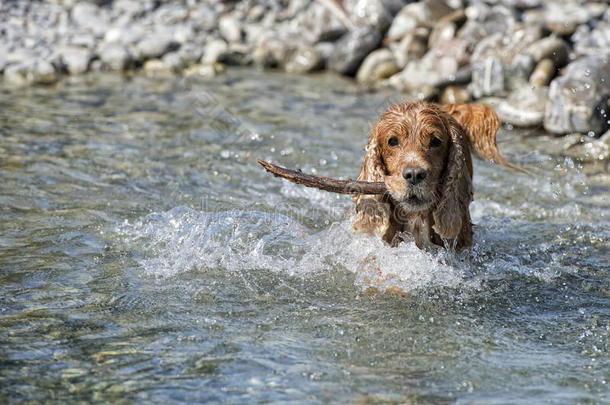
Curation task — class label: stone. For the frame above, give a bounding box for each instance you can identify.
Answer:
[328,28,381,76]
[218,14,242,43]
[293,2,347,44]
[201,38,228,65]
[525,36,569,67]
[112,0,156,18]
[471,24,543,65]
[98,42,131,71]
[529,58,555,88]
[252,36,296,68]
[356,48,399,83]
[523,1,606,36]
[389,28,428,68]
[389,51,458,93]
[134,33,179,61]
[183,63,223,78]
[143,59,172,76]
[386,0,453,41]
[344,0,391,33]
[544,55,610,135]
[573,21,610,57]
[3,59,57,85]
[457,4,517,49]
[440,86,470,105]
[55,45,92,75]
[285,45,323,74]
[470,56,505,98]
[153,3,189,25]
[563,130,610,163]
[497,86,549,127]
[428,9,466,50]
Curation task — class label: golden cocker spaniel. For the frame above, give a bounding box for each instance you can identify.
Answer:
[352,102,520,250]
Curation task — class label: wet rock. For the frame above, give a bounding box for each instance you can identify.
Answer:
[314,41,335,65]
[113,0,156,19]
[143,59,172,76]
[71,2,109,37]
[55,45,92,75]
[328,28,381,76]
[440,86,470,104]
[134,33,179,61]
[202,38,229,65]
[183,63,223,78]
[471,24,543,65]
[388,28,428,69]
[529,58,555,88]
[523,1,606,36]
[386,0,453,41]
[293,2,347,44]
[4,59,57,85]
[525,36,569,67]
[285,45,323,74]
[252,36,296,68]
[563,130,610,162]
[345,0,391,33]
[428,9,466,50]
[217,43,252,66]
[162,43,203,71]
[457,4,517,49]
[153,3,189,25]
[98,41,131,71]
[356,48,399,83]
[104,25,145,48]
[218,14,242,43]
[470,56,505,98]
[544,55,610,135]
[497,86,548,127]
[573,21,610,57]
[389,51,458,93]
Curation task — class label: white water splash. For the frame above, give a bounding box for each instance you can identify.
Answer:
[117,206,479,293]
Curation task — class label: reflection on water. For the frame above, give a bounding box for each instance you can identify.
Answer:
[0,70,608,403]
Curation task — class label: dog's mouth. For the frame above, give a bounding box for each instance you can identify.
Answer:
[394,192,431,211]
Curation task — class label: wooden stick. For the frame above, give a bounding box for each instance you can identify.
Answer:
[258,159,387,195]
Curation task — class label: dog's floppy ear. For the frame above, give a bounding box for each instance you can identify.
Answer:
[352,126,393,241]
[441,104,528,174]
[432,116,473,240]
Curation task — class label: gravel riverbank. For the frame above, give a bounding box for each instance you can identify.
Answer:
[2,0,609,152]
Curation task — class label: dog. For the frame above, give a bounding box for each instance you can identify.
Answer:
[352,102,522,250]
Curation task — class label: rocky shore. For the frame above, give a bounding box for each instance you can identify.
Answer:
[2,0,609,144]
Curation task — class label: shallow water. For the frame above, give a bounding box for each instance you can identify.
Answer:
[0,70,608,403]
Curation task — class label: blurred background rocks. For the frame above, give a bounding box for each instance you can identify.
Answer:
[1,0,609,137]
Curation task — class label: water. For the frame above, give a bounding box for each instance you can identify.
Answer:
[1,70,608,403]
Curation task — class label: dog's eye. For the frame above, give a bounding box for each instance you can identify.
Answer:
[388,137,399,147]
[429,137,442,148]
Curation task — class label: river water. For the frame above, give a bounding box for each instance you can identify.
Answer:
[1,70,608,403]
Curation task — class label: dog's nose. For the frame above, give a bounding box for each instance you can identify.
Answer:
[402,167,427,185]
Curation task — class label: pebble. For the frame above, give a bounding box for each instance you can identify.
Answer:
[218,14,242,44]
[497,86,548,127]
[529,58,555,88]
[134,33,179,61]
[202,38,229,65]
[98,42,131,71]
[55,45,92,75]
[328,28,381,76]
[544,55,610,135]
[563,130,610,162]
[285,45,323,74]
[356,48,399,83]
[4,59,57,85]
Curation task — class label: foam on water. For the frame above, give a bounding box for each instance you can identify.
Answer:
[116,203,574,294]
